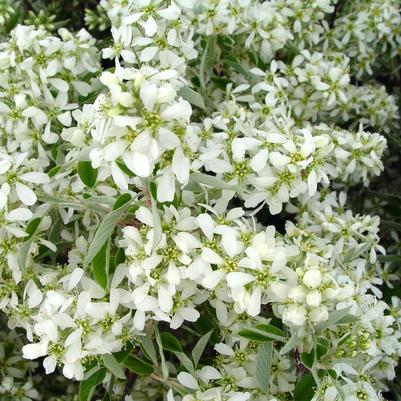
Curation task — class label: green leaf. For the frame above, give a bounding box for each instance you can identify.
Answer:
[210,76,233,90]
[84,194,132,265]
[116,159,135,178]
[255,324,286,340]
[19,240,34,270]
[316,338,330,359]
[192,330,212,368]
[256,343,273,393]
[300,349,316,369]
[114,342,134,363]
[112,193,132,210]
[160,333,183,353]
[294,374,316,401]
[48,165,62,177]
[239,325,286,343]
[102,393,111,401]
[381,220,401,231]
[78,161,98,188]
[378,254,401,263]
[25,217,41,239]
[149,181,157,200]
[178,86,206,110]
[124,356,154,375]
[103,354,126,380]
[79,367,107,401]
[92,239,110,289]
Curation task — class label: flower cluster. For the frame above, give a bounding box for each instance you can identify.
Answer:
[0,1,400,401]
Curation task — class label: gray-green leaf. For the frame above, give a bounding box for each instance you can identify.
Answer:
[192,330,212,368]
[103,354,126,380]
[188,173,237,190]
[155,326,169,381]
[178,86,206,110]
[256,343,273,393]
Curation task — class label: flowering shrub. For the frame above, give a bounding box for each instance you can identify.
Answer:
[0,1,401,401]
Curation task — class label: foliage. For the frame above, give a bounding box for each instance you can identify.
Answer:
[0,1,400,401]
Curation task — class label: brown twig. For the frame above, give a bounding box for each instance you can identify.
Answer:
[119,370,137,401]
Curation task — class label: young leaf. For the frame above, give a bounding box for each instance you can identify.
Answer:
[178,86,206,110]
[160,332,183,353]
[92,239,110,289]
[343,241,372,262]
[103,354,126,380]
[124,356,154,375]
[300,349,316,369]
[192,330,212,368]
[84,194,131,265]
[239,325,286,343]
[151,197,162,249]
[280,333,298,355]
[79,367,107,401]
[189,173,237,190]
[155,326,169,380]
[78,161,98,188]
[256,343,273,393]
[316,306,355,332]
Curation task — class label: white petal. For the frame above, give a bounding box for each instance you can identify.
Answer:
[214,343,234,356]
[140,46,158,62]
[251,149,269,172]
[68,268,84,290]
[16,182,36,206]
[111,162,128,191]
[133,310,146,331]
[247,288,261,316]
[172,148,190,184]
[269,152,291,168]
[22,342,47,360]
[157,171,175,202]
[226,272,255,288]
[43,356,57,374]
[130,152,153,177]
[160,99,192,121]
[198,213,214,240]
[6,208,32,221]
[20,172,50,184]
[143,16,157,36]
[177,372,199,390]
[202,269,225,289]
[180,307,200,322]
[140,81,158,111]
